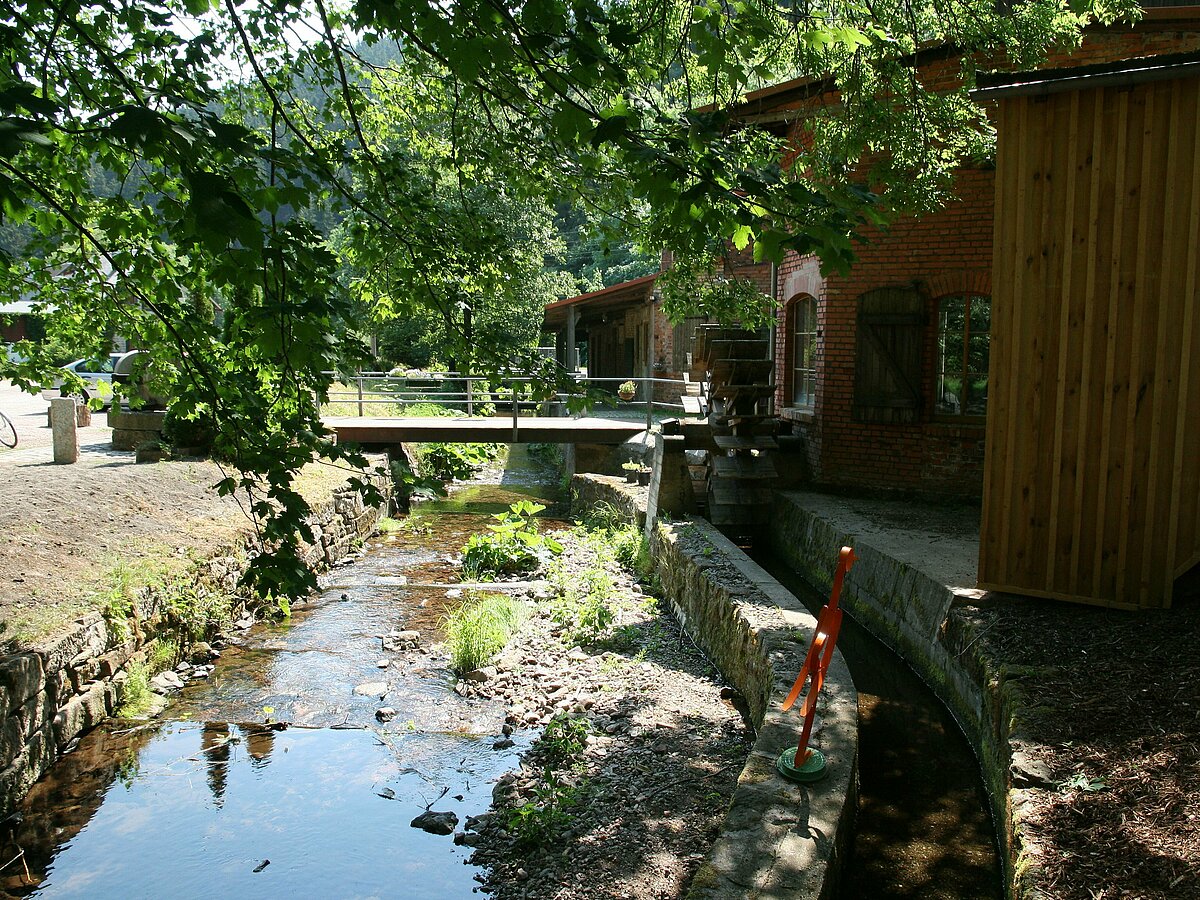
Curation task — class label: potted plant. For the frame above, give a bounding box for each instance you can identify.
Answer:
[621,460,641,483]
[618,380,637,401]
[637,466,652,486]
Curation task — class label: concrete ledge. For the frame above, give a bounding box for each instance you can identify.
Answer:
[769,490,1018,897]
[572,476,858,900]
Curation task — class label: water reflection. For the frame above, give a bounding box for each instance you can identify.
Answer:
[1,722,523,899]
[1,445,561,899]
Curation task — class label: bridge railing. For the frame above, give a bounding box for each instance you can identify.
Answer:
[321,372,695,434]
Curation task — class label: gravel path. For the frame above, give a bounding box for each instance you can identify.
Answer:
[0,379,371,650]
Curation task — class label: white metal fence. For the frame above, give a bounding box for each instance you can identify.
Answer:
[321,372,695,434]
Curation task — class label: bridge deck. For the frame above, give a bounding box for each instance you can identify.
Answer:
[325,416,646,446]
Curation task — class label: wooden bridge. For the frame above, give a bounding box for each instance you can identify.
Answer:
[324,416,647,448]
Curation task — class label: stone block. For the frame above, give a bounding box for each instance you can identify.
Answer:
[39,616,108,677]
[0,715,25,767]
[50,397,79,463]
[13,690,51,742]
[52,683,110,749]
[68,656,101,694]
[0,654,44,710]
[96,644,135,680]
[108,407,167,430]
[0,727,53,812]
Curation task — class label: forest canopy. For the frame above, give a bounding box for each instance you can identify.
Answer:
[0,0,1137,594]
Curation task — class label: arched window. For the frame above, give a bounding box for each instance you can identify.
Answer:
[789,295,818,408]
[935,294,990,418]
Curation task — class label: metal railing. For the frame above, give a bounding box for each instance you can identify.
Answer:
[321,371,696,438]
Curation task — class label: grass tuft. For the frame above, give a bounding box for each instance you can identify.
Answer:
[443,592,526,674]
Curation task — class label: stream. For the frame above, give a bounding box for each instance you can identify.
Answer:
[753,553,1003,899]
[0,447,563,899]
[2,443,1003,899]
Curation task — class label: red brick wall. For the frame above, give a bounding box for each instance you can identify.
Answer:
[776,167,994,497]
[769,21,1200,498]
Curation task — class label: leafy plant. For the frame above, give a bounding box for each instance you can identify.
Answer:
[116,640,176,717]
[550,563,617,644]
[443,592,526,674]
[507,714,590,847]
[163,580,235,646]
[116,659,152,718]
[461,501,562,580]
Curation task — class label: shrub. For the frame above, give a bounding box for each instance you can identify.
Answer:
[418,441,502,481]
[162,403,216,453]
[443,592,526,673]
[549,564,616,644]
[506,714,590,847]
[461,501,561,580]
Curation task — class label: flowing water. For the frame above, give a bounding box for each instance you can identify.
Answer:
[754,554,1002,899]
[0,446,563,899]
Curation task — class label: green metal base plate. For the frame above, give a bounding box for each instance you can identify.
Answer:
[776,747,828,783]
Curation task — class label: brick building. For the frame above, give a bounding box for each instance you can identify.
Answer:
[765,10,1200,499]
[544,254,772,402]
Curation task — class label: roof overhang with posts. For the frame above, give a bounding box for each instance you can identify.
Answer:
[542,274,659,331]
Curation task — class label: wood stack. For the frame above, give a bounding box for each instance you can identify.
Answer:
[691,324,778,533]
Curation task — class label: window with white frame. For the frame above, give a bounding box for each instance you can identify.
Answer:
[935,294,990,418]
[790,295,817,408]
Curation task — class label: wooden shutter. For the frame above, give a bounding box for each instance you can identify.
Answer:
[853,287,925,424]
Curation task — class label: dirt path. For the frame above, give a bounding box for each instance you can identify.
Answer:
[969,585,1200,900]
[0,380,367,650]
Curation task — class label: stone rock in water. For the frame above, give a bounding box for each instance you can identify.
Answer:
[151,671,185,693]
[377,658,391,669]
[354,681,388,697]
[411,810,458,835]
[375,707,397,722]
[463,666,496,683]
[383,630,421,652]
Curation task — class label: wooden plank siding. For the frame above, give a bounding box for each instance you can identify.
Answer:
[979,74,1200,609]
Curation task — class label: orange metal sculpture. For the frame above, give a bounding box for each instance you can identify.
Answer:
[777,546,856,783]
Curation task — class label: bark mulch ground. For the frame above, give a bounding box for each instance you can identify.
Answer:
[969,576,1200,900]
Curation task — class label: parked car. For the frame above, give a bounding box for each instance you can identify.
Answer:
[40,354,121,406]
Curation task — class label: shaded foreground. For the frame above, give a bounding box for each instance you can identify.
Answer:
[970,583,1200,900]
[757,555,1002,900]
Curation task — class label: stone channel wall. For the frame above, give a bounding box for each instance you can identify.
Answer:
[0,478,390,815]
[768,493,1019,897]
[571,475,858,900]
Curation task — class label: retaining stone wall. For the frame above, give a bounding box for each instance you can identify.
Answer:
[769,492,1019,897]
[570,474,646,528]
[0,477,390,815]
[572,476,858,900]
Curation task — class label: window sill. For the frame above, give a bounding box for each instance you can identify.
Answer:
[781,406,816,424]
[927,418,987,436]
